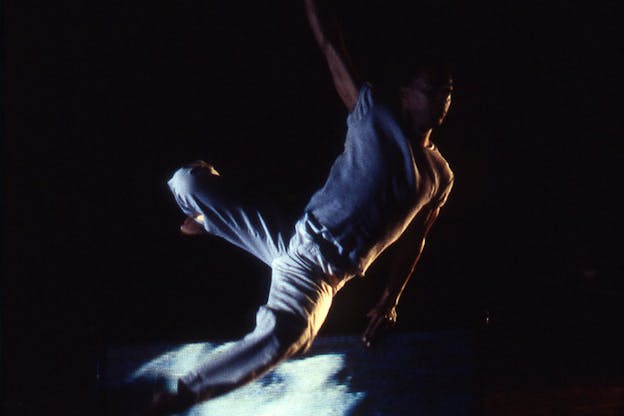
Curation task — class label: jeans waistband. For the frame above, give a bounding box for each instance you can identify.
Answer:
[294,213,357,279]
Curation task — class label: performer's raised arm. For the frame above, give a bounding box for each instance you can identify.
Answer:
[304,0,359,111]
[362,206,442,347]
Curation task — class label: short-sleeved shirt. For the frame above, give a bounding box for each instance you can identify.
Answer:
[304,84,453,275]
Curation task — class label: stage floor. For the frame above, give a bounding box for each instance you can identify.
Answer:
[97,323,624,415]
[100,329,477,416]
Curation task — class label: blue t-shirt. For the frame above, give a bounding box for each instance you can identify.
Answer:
[304,84,453,275]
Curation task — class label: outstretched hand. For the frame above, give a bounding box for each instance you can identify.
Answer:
[362,301,397,348]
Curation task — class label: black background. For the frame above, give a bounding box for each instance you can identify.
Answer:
[2,1,622,414]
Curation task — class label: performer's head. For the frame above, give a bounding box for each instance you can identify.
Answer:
[399,65,453,133]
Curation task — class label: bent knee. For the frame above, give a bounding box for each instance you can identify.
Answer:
[168,161,220,197]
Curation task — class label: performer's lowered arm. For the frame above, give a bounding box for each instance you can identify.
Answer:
[304,0,359,111]
[362,206,441,347]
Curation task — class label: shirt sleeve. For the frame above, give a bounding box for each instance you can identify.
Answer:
[346,83,374,125]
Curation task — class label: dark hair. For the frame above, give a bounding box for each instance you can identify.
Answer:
[379,52,453,95]
[405,57,452,89]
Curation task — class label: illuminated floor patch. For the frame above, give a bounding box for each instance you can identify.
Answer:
[102,330,476,416]
[127,342,363,416]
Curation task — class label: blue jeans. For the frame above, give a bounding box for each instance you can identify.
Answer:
[167,162,351,401]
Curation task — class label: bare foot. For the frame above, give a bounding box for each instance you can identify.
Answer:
[180,216,206,236]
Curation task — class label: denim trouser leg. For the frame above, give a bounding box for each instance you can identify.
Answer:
[167,163,339,402]
[178,250,335,401]
[167,162,291,267]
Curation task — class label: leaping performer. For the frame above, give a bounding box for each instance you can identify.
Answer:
[146,0,454,413]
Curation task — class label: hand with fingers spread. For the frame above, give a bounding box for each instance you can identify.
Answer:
[362,294,398,347]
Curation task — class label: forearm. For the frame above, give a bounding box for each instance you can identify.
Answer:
[362,238,425,346]
[304,0,335,50]
[304,0,358,110]
[380,238,426,308]
[363,207,442,345]
[383,207,440,305]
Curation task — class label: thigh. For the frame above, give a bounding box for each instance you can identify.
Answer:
[267,249,335,353]
[168,163,293,266]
